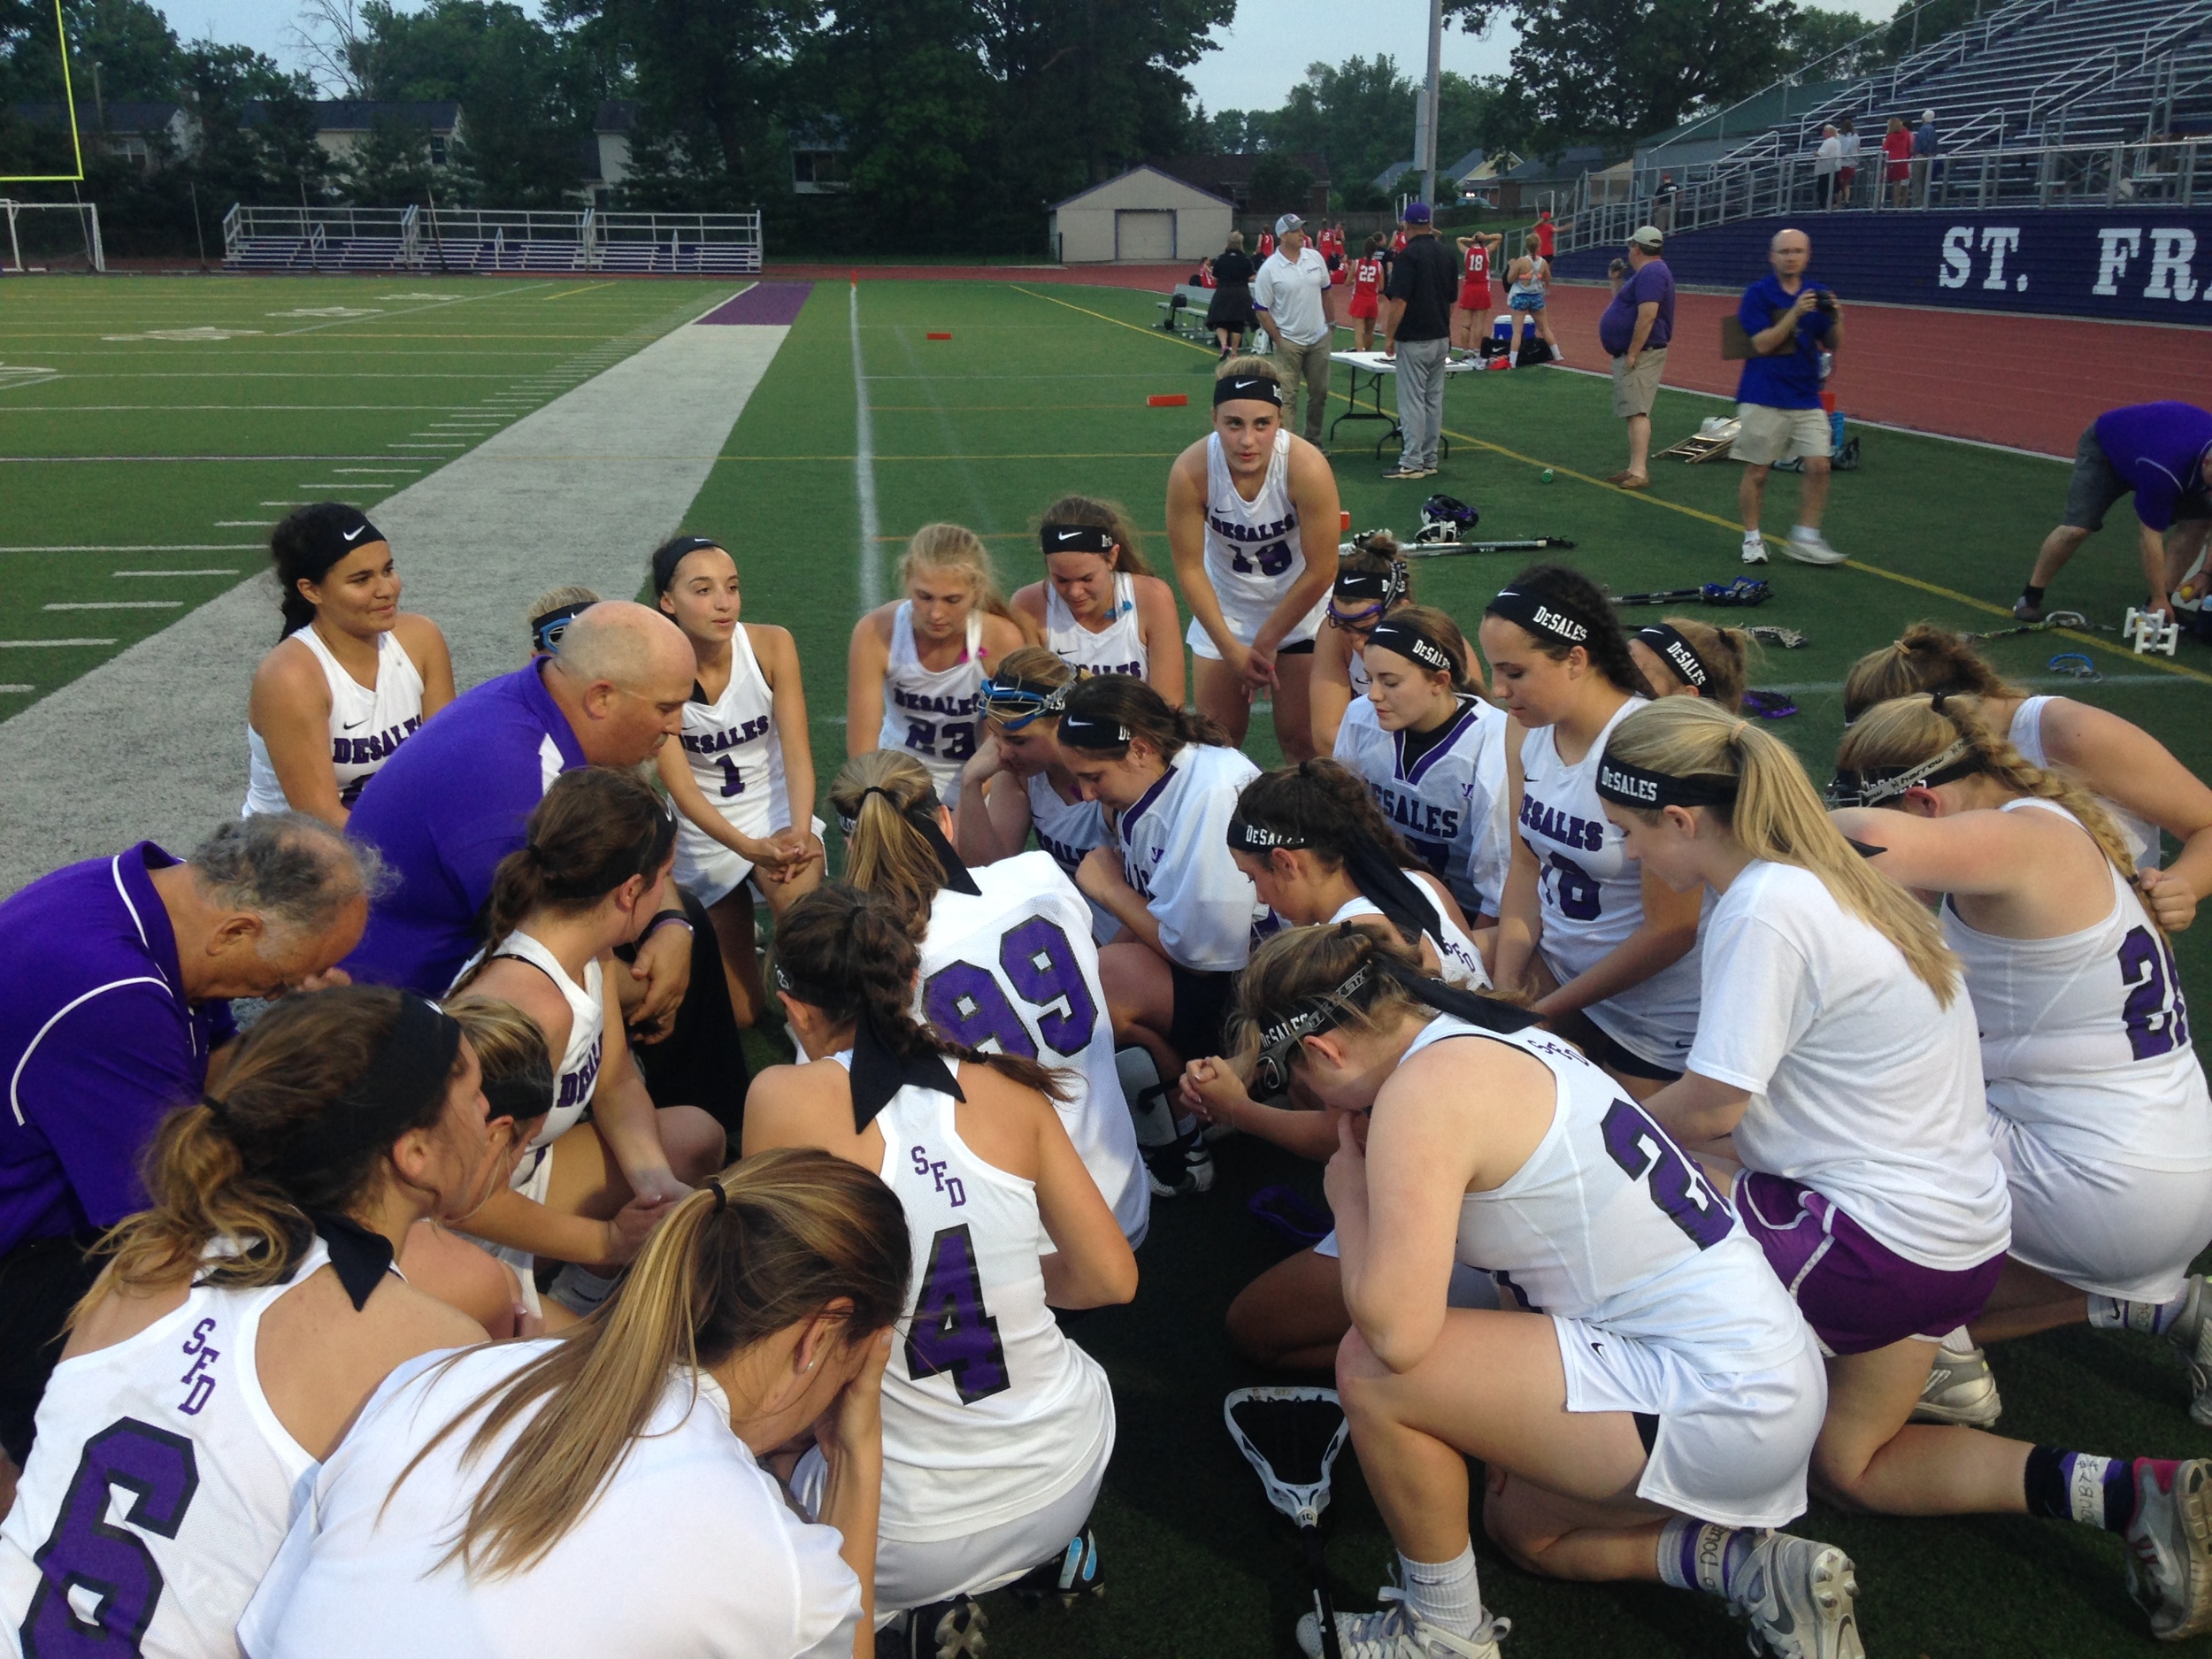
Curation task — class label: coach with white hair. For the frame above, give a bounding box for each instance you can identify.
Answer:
[0,812,373,1474]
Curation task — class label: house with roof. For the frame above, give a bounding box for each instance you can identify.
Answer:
[1049,164,1234,263]
[241,101,465,168]
[1372,145,1490,199]
[5,101,195,173]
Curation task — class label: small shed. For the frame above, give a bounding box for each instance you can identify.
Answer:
[1049,165,1233,265]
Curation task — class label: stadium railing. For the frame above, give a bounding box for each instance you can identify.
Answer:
[221,204,764,275]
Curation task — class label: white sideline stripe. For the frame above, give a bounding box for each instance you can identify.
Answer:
[0,685,31,693]
[113,569,237,577]
[215,521,273,526]
[0,638,113,647]
[0,543,260,553]
[45,601,183,611]
[851,282,881,611]
[0,289,787,894]
[332,468,423,473]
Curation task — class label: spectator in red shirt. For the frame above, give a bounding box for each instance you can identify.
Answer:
[1533,209,1555,259]
[1882,116,1913,208]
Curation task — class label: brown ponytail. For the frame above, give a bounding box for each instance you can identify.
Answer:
[1057,674,1230,761]
[830,749,949,936]
[464,767,677,974]
[1841,622,2024,724]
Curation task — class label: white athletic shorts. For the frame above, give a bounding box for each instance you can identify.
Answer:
[674,814,826,910]
[1992,1112,2212,1302]
[1553,1314,1824,1531]
[793,1431,1110,1622]
[1187,586,1328,661]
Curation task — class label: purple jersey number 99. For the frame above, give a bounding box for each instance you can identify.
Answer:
[906,1224,1010,1403]
[22,1417,200,1657]
[2119,925,2192,1060]
[923,916,1099,1059]
[1600,1098,1733,1250]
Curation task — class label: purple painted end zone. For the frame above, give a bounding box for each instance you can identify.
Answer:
[696,282,813,326]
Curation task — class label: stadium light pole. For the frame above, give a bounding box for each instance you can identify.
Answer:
[1421,0,1443,208]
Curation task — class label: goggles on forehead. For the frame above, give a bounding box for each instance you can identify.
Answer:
[979,674,1070,730]
[531,601,591,654]
[1248,963,1375,1100]
[1326,595,1386,632]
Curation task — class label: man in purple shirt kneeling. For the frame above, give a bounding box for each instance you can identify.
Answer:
[2016,402,2212,623]
[0,814,371,1473]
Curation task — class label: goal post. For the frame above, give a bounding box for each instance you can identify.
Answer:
[0,0,87,184]
[2,201,104,273]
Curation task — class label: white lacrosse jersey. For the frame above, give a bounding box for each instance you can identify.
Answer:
[917,853,1148,1243]
[1946,799,2212,1173]
[1118,745,1265,972]
[672,626,795,892]
[0,1241,332,1659]
[238,1345,860,1659]
[1023,772,1116,942]
[1691,860,2011,1271]
[1186,431,1327,652]
[2008,696,2161,870]
[1425,1018,1806,1373]
[859,1059,1117,1544]
[461,930,603,1182]
[1045,573,1146,680]
[243,626,424,815]
[1335,693,1512,917]
[1518,700,1704,1068]
[1332,880,1487,990]
[880,603,986,808]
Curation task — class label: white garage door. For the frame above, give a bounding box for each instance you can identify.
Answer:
[1115,210,1175,262]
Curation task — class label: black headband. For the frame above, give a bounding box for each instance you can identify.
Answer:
[1827,738,1979,807]
[1056,709,1133,751]
[1594,755,1740,810]
[1366,618,1457,678]
[291,505,385,587]
[1639,624,1710,690]
[839,786,981,896]
[772,959,965,1131]
[265,994,461,1186]
[530,599,593,654]
[1486,586,1595,648]
[1041,522,1115,555]
[1214,373,1283,408]
[1227,815,1306,853]
[650,534,727,595]
[1333,560,1409,611]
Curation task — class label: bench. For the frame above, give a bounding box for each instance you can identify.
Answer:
[1155,283,1215,338]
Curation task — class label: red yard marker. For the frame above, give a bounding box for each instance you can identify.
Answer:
[926,331,953,340]
[1340,510,1351,531]
[1148,393,1189,407]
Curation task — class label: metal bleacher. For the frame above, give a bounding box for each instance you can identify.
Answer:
[221,204,764,275]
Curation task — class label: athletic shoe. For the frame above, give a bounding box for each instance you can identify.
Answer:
[2123,1457,2212,1640]
[2012,595,2047,623]
[1296,1588,1509,1658]
[898,1595,989,1659]
[1728,1532,1863,1659]
[1911,1341,2003,1428]
[1486,357,1510,372]
[1143,1125,1216,1197]
[1742,532,1770,564]
[1383,465,1427,480]
[1010,1526,1103,1606]
[548,1263,620,1318]
[2170,1279,2212,1426]
[1784,527,1846,565]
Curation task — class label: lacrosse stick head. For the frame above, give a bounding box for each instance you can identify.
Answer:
[1225,1387,1349,1531]
[1701,578,1772,607]
[1421,493,1479,530]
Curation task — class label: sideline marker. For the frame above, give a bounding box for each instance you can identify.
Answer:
[926,331,953,340]
[1148,393,1188,407]
[1340,510,1351,531]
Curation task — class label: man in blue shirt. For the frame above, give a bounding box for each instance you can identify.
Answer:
[1733,227,1846,567]
[2016,403,2212,621]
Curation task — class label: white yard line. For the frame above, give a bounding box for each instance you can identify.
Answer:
[851,281,882,611]
[0,543,261,553]
[44,601,183,611]
[0,638,113,647]
[112,569,237,577]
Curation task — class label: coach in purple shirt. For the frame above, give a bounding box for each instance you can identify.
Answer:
[0,814,371,1465]
[1598,226,1675,489]
[2016,402,2212,622]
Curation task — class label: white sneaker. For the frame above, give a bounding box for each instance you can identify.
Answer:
[2124,1457,2212,1640]
[2161,1277,2212,1427]
[1741,532,1770,565]
[1785,527,1846,565]
[1911,1341,2003,1427]
[1296,1589,1509,1659]
[1728,1533,1863,1659]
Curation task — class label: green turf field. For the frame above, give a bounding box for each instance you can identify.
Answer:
[10,273,2212,1655]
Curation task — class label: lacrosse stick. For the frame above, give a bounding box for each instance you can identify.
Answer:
[1961,610,2088,643]
[1614,578,1773,608]
[1226,1388,1352,1659]
[1399,536,1578,558]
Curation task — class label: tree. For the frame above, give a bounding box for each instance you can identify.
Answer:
[1271,56,1414,196]
[342,111,437,204]
[1786,4,1873,74]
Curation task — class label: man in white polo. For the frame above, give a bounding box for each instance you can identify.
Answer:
[1253,212,1335,444]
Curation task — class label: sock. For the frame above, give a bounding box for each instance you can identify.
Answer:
[2023,1447,2172,1531]
[1939,1325,1977,1356]
[1790,523,1818,540]
[2022,582,2047,606]
[1744,529,1764,545]
[1399,1543,1483,1636]
[1115,1048,1179,1149]
[2090,1291,2192,1336]
[1655,1517,1761,1600]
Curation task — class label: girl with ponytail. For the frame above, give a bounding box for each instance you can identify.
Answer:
[1833,695,2212,1436]
[449,767,726,1320]
[0,987,503,1654]
[1309,529,1413,751]
[847,524,1026,809]
[1844,622,2212,926]
[744,885,1135,1646]
[1627,616,1755,714]
[240,1148,910,1659]
[244,503,454,826]
[1600,699,2212,1641]
[1480,563,1705,1095]
[1056,673,1263,1197]
[833,748,1148,1245]
[1010,495,1184,703]
[1217,924,1844,1659]
[1333,602,1515,924]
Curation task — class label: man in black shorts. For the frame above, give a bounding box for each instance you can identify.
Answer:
[2016,402,2212,621]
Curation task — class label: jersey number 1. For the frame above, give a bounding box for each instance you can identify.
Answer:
[21,1417,199,1657]
[906,1225,1010,1403]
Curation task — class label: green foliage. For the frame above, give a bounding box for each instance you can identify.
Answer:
[1786,4,1877,73]
[342,111,437,204]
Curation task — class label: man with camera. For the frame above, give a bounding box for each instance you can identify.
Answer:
[1734,227,1845,566]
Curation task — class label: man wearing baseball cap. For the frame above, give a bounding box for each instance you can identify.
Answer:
[1380,201,1458,480]
[1597,225,1674,488]
[1253,212,1336,445]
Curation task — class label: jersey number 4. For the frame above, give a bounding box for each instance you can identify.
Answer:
[923,916,1099,1058]
[20,1417,199,1657]
[907,1225,1010,1403]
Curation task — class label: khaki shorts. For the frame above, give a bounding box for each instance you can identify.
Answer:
[1610,347,1666,418]
[1733,402,1832,465]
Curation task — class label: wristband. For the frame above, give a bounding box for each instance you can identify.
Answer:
[638,910,695,945]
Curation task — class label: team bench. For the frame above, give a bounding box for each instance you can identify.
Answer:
[1156,285,1214,338]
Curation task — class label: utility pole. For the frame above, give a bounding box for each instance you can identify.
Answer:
[1421,0,1443,207]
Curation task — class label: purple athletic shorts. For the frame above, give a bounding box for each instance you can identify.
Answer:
[1735,1171,2005,1356]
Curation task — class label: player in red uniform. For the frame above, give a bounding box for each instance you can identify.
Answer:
[1452,230,1502,349]
[1346,233,1387,351]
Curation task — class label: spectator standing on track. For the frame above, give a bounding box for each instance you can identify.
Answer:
[1837,117,1862,206]
[1533,207,1556,259]
[1253,213,1336,446]
[0,815,372,1484]
[1505,234,1559,368]
[1912,110,1939,204]
[1346,233,1388,351]
[1598,225,1673,490]
[1205,231,1256,357]
[2014,402,2212,622]
[1450,228,1502,352]
[1815,124,1842,210]
[1380,201,1457,483]
[1883,116,1913,206]
[1734,227,1846,567]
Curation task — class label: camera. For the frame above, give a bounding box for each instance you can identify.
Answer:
[1814,289,1838,314]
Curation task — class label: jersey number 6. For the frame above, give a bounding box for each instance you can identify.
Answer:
[21,1417,200,1657]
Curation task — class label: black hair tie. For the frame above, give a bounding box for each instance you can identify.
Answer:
[706,1178,728,1214]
